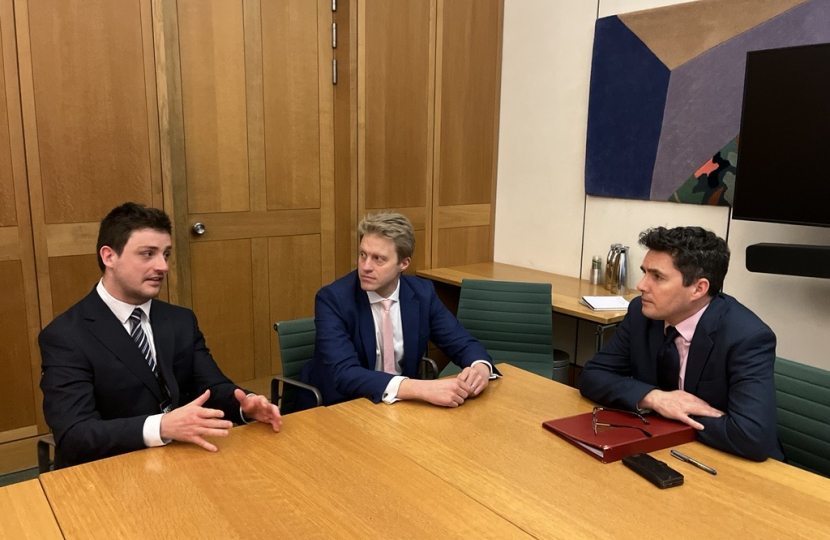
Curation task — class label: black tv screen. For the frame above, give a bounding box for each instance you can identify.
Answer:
[733,42,830,228]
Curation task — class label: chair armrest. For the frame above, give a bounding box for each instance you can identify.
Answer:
[271,376,323,408]
[419,357,438,380]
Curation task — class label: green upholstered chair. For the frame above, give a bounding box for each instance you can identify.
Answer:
[774,357,830,478]
[272,318,323,414]
[441,279,570,382]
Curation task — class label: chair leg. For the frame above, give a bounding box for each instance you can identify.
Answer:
[37,436,55,474]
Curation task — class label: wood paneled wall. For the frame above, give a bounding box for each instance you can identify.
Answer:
[433,0,502,268]
[357,0,503,272]
[0,0,501,473]
[17,0,164,328]
[0,0,41,449]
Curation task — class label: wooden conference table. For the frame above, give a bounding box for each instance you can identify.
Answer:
[0,479,63,540]
[38,365,830,539]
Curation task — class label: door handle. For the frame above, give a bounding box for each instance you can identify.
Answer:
[192,222,206,235]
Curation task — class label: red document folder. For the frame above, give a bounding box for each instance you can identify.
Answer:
[542,411,695,463]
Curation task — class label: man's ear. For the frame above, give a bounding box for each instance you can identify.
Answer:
[691,277,710,299]
[398,256,412,273]
[100,245,117,269]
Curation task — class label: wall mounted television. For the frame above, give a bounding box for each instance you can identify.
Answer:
[733,42,830,228]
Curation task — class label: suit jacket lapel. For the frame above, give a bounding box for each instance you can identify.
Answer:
[150,303,179,406]
[399,277,420,376]
[684,295,723,392]
[355,280,377,370]
[81,291,164,402]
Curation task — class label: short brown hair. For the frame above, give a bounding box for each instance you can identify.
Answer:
[358,211,415,261]
[96,202,172,271]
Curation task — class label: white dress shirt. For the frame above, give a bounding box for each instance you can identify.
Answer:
[96,280,167,447]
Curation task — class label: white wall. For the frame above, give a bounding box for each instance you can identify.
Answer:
[496,0,830,370]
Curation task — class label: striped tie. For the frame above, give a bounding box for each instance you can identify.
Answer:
[130,308,157,375]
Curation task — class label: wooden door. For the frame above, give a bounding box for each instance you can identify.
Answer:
[154,0,335,394]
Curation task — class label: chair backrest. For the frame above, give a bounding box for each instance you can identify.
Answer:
[275,318,316,379]
[774,357,830,478]
[274,318,316,412]
[453,279,554,378]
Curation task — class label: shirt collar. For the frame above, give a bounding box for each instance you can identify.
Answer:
[366,279,401,305]
[96,279,153,324]
[665,300,710,342]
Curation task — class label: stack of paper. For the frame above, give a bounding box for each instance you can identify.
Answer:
[580,296,630,311]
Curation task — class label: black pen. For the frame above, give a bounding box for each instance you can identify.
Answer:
[671,449,718,475]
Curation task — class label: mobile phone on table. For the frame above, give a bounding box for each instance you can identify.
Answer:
[622,453,684,489]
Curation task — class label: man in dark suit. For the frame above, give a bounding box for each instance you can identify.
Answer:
[39,203,282,468]
[297,211,497,410]
[580,226,783,462]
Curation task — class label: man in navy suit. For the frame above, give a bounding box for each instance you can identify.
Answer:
[580,226,783,461]
[298,211,496,410]
[39,203,282,468]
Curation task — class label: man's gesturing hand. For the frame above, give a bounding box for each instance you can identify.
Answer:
[234,389,282,432]
[159,390,233,452]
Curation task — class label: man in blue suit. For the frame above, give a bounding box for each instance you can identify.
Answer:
[298,212,496,410]
[580,226,783,462]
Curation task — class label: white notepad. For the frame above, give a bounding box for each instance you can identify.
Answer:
[580,295,630,311]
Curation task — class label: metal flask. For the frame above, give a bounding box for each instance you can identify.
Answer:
[605,243,622,291]
[613,246,629,295]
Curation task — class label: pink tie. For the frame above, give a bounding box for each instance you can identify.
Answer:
[380,299,396,373]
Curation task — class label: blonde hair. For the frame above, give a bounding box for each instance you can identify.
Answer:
[358,211,415,261]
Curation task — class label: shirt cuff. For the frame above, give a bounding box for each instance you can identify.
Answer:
[471,359,500,379]
[239,392,257,424]
[143,414,171,447]
[382,376,408,404]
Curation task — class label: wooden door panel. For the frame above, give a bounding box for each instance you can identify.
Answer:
[178,0,249,214]
[262,0,321,210]
[190,239,255,382]
[436,226,490,268]
[437,0,500,206]
[268,234,321,374]
[0,228,18,261]
[26,0,155,223]
[0,261,36,431]
[430,0,502,268]
[0,24,15,227]
[48,255,101,317]
[18,0,162,326]
[362,0,433,210]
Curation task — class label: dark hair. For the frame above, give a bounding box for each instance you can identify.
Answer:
[96,203,172,271]
[638,226,730,296]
